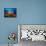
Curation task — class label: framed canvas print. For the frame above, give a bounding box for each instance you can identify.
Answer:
[4,8,17,17]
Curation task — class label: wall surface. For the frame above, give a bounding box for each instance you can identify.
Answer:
[0,0,46,46]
